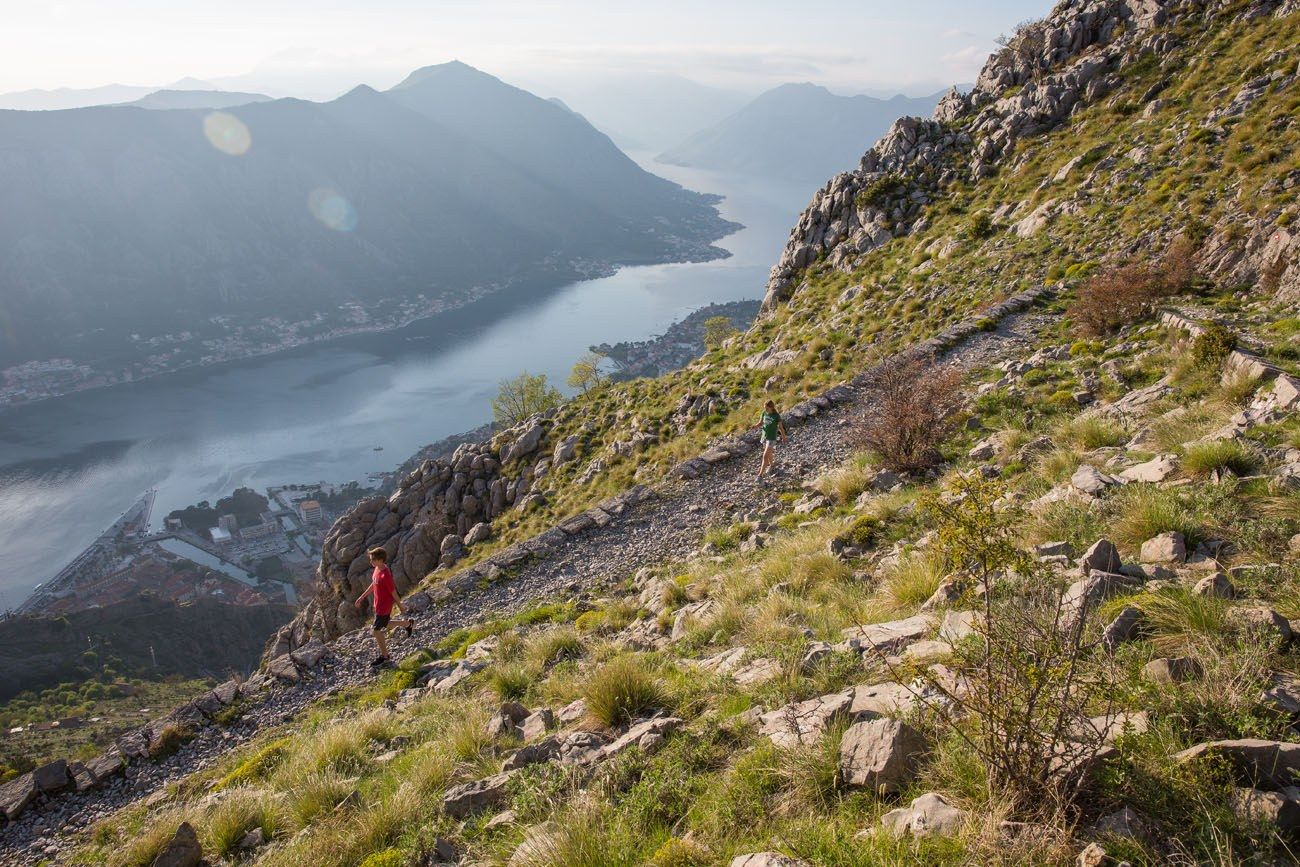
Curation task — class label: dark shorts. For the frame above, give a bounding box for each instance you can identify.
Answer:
[373,613,391,629]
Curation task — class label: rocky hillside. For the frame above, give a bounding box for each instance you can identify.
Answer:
[5,0,1300,864]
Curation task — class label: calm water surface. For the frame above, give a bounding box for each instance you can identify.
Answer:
[0,161,814,604]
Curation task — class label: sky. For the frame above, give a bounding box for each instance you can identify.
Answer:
[3,0,1049,98]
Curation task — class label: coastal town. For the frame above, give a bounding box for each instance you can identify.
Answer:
[592,299,760,380]
[11,480,378,619]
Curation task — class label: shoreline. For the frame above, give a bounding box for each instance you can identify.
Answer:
[0,235,737,415]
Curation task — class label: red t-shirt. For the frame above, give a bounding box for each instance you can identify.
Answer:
[370,564,397,616]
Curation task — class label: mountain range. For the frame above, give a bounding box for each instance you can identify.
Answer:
[658,82,947,182]
[0,61,733,369]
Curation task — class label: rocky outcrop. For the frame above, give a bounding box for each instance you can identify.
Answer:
[269,412,581,650]
[760,0,1232,313]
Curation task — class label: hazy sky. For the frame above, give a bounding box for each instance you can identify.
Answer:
[4,0,1048,97]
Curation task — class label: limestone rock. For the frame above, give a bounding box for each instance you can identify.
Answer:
[841,613,935,655]
[598,716,683,761]
[839,717,927,792]
[1229,786,1300,832]
[1193,571,1236,599]
[1260,672,1300,715]
[1174,739,1300,788]
[1140,531,1186,564]
[730,854,809,867]
[880,792,963,837]
[1142,656,1203,684]
[760,692,853,748]
[151,822,202,867]
[32,758,70,794]
[1120,454,1179,483]
[1062,571,1136,630]
[266,653,300,682]
[1101,605,1144,650]
[732,657,783,686]
[1071,464,1120,495]
[502,737,559,772]
[443,772,514,818]
[521,709,555,741]
[938,609,981,643]
[0,772,37,820]
[1228,607,1293,646]
[1076,843,1107,867]
[1079,539,1122,575]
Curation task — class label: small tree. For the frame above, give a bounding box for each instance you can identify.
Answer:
[492,371,562,426]
[702,315,738,350]
[855,355,962,473]
[886,474,1118,819]
[567,352,606,394]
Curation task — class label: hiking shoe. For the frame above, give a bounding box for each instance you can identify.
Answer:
[369,655,390,668]
[404,624,414,639]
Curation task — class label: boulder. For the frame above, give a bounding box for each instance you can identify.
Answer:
[938,609,981,643]
[841,614,935,655]
[1100,605,1144,650]
[1260,672,1300,716]
[427,837,461,863]
[557,698,588,725]
[290,639,329,669]
[1174,739,1300,788]
[1142,656,1203,685]
[0,772,37,820]
[151,822,202,867]
[1061,571,1136,630]
[880,792,963,837]
[1228,607,1293,647]
[760,692,854,748]
[266,653,300,682]
[1273,374,1300,410]
[598,716,683,761]
[730,855,808,867]
[838,718,927,792]
[732,657,783,686]
[433,661,482,695]
[1229,786,1300,832]
[846,682,923,718]
[1192,572,1236,599]
[502,737,559,772]
[1076,843,1107,867]
[1140,532,1187,564]
[1071,465,1120,496]
[1078,539,1122,575]
[968,439,997,461]
[465,522,492,546]
[1120,454,1179,483]
[442,772,513,818]
[521,709,555,741]
[32,758,71,794]
[556,731,611,765]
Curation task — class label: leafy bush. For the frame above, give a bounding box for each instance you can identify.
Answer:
[582,657,667,727]
[1191,324,1237,367]
[493,370,562,426]
[855,356,963,473]
[967,210,996,240]
[1069,262,1168,336]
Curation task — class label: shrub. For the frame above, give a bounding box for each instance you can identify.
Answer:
[855,356,963,473]
[216,737,291,789]
[702,316,739,350]
[149,723,194,759]
[967,210,996,240]
[915,474,1118,819]
[1112,486,1203,549]
[358,850,406,867]
[1182,440,1258,477]
[884,550,947,608]
[650,837,712,867]
[1191,324,1237,367]
[1069,262,1169,336]
[492,371,562,426]
[582,657,667,727]
[1059,415,1127,450]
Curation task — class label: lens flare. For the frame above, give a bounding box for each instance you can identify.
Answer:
[202,112,251,156]
[308,188,358,232]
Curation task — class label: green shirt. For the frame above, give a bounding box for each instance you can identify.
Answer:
[761,411,781,440]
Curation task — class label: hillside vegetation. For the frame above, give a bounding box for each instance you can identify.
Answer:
[12,0,1300,865]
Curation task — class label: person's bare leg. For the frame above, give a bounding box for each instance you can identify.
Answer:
[758,443,774,478]
[375,628,390,659]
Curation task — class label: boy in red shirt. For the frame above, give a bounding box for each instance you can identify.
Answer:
[354,548,415,667]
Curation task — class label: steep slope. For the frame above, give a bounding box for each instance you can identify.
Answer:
[7,0,1300,864]
[0,63,733,369]
[658,82,944,182]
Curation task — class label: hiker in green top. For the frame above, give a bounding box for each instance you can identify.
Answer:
[756,399,788,480]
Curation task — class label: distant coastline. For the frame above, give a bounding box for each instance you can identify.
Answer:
[0,233,735,413]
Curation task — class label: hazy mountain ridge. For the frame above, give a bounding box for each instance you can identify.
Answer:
[0,61,734,370]
[658,82,946,181]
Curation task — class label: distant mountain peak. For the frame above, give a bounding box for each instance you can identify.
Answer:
[390,60,494,91]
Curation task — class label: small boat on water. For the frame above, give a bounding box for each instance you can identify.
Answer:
[373,446,384,451]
